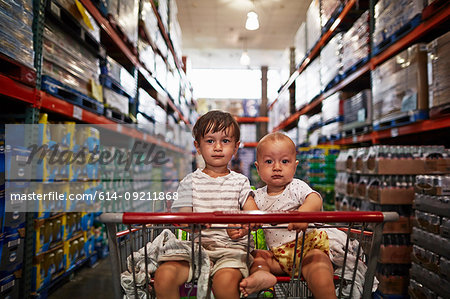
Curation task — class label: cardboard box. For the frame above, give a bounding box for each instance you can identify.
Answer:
[32,243,66,291]
[383,216,412,234]
[368,187,415,205]
[379,245,412,264]
[372,44,428,121]
[377,274,409,295]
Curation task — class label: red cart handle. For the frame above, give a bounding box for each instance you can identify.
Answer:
[99,211,399,224]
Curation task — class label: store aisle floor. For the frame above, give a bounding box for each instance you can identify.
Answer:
[48,256,115,299]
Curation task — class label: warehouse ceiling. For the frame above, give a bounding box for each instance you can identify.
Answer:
[175,0,312,69]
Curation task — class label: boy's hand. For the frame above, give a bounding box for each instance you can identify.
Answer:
[227,224,249,239]
[287,222,308,232]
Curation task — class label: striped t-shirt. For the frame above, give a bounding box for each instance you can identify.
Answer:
[172,169,254,248]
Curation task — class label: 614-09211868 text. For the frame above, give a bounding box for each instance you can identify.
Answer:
[8,191,178,201]
[96,191,178,201]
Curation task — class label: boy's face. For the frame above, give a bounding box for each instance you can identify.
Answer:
[194,128,239,170]
[255,139,298,191]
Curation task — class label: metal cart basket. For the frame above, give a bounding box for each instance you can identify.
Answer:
[100,211,398,299]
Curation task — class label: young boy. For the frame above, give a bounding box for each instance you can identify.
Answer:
[154,110,259,299]
[240,132,337,299]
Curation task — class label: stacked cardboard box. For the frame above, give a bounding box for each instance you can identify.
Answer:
[335,145,450,297]
[428,31,450,110]
[372,44,428,121]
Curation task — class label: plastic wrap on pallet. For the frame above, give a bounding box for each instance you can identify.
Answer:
[43,27,99,80]
[165,113,177,144]
[322,91,345,123]
[101,56,136,97]
[240,124,257,143]
[308,113,323,131]
[103,87,129,115]
[306,0,321,51]
[155,54,167,88]
[320,33,343,89]
[138,39,155,74]
[158,0,169,32]
[140,0,159,43]
[306,58,322,102]
[166,70,180,103]
[343,89,372,125]
[42,61,91,96]
[309,128,321,147]
[168,0,182,62]
[427,31,450,109]
[268,107,276,133]
[277,88,291,123]
[0,4,34,68]
[279,48,291,84]
[54,0,100,42]
[137,88,156,119]
[117,0,138,47]
[107,0,118,18]
[321,121,343,140]
[342,11,370,74]
[373,0,426,46]
[297,115,309,145]
[43,25,99,97]
[294,22,307,66]
[295,71,308,110]
[320,0,343,28]
[372,44,428,121]
[154,104,167,139]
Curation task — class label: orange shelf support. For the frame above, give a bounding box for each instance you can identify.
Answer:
[40,91,187,154]
[326,116,450,145]
[235,117,269,123]
[40,91,115,124]
[0,74,37,105]
[242,142,258,148]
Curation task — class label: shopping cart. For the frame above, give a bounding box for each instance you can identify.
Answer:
[100,211,398,299]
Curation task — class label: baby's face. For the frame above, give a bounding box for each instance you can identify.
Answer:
[256,139,298,190]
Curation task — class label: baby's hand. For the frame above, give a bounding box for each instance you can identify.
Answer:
[227,224,249,239]
[249,223,263,230]
[287,222,308,232]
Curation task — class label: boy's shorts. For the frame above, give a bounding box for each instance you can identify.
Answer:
[271,229,330,276]
[158,242,253,282]
[205,245,253,278]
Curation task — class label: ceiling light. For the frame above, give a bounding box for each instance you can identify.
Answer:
[240,51,250,66]
[245,11,259,30]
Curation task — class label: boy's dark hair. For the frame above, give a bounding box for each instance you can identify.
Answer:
[193,110,240,143]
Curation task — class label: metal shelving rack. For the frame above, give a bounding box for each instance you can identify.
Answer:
[271,1,450,144]
[0,0,196,297]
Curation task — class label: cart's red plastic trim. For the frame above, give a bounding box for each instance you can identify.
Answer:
[118,211,390,224]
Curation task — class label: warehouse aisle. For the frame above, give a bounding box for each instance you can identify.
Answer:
[48,256,114,299]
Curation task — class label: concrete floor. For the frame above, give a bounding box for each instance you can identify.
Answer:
[48,256,115,299]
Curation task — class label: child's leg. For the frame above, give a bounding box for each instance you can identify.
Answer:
[211,267,243,299]
[154,261,190,299]
[239,250,280,296]
[301,249,337,299]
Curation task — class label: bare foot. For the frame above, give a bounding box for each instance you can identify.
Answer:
[239,271,277,297]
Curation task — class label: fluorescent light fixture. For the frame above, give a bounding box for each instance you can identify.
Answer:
[245,11,259,30]
[240,51,250,66]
